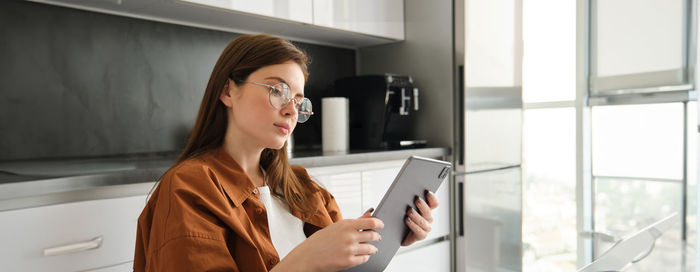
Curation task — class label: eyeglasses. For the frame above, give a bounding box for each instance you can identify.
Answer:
[242,81,313,123]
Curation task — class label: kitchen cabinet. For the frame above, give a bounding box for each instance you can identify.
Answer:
[183,0,313,24]
[28,0,404,48]
[310,171,363,217]
[184,0,404,39]
[0,195,146,272]
[384,240,451,272]
[313,0,404,40]
[83,261,133,272]
[307,160,400,217]
[360,166,401,214]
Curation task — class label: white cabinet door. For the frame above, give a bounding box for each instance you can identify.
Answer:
[0,195,146,272]
[37,0,403,47]
[307,171,363,218]
[233,0,313,24]
[360,164,402,213]
[83,261,133,272]
[183,0,313,24]
[232,0,275,16]
[307,161,400,218]
[384,240,451,272]
[313,0,404,40]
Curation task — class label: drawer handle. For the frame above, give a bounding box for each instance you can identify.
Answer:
[43,236,103,257]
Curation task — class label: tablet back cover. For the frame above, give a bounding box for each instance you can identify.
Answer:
[343,156,451,272]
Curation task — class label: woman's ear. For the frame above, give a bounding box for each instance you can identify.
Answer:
[220,79,235,108]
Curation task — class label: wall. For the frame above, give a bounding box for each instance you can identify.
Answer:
[0,0,354,161]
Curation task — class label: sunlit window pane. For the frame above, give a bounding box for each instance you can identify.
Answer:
[592,103,684,180]
[522,0,576,103]
[594,177,683,271]
[522,107,577,271]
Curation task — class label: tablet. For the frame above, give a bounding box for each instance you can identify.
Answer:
[343,155,452,272]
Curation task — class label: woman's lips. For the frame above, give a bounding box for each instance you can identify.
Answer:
[274,123,290,135]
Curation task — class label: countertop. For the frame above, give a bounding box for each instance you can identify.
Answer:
[0,147,450,211]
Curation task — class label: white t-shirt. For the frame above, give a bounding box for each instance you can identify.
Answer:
[257,185,308,259]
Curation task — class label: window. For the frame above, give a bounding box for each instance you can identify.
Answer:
[522,0,576,103]
[522,108,577,271]
[590,102,694,271]
[522,0,577,271]
[592,103,684,180]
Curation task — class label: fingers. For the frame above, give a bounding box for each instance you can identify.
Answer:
[356,230,381,243]
[358,207,374,219]
[405,215,429,240]
[407,207,432,233]
[352,243,378,256]
[425,190,439,209]
[353,217,384,230]
[414,196,434,223]
[345,244,376,269]
[349,254,371,267]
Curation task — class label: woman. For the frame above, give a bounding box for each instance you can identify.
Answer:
[134,34,439,272]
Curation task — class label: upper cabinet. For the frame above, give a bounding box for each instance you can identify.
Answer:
[184,0,313,24]
[313,0,404,40]
[28,0,404,48]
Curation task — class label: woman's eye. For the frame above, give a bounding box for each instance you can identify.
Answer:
[270,87,283,96]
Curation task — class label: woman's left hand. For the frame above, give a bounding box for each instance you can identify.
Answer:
[401,190,439,246]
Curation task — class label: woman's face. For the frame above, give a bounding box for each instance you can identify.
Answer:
[222,60,305,150]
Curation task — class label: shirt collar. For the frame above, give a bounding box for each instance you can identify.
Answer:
[207,147,257,207]
[207,147,323,214]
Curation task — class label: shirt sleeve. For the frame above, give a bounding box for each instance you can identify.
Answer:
[138,167,241,272]
[291,165,344,223]
[323,190,343,222]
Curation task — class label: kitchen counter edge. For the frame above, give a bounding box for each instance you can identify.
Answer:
[0,147,450,211]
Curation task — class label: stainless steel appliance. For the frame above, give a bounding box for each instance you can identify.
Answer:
[454,0,524,271]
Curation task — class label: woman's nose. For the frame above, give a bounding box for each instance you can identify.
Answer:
[280,98,298,117]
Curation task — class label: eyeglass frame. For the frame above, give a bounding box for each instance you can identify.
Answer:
[229,78,314,123]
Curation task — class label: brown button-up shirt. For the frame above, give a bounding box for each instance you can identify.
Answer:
[134,147,343,271]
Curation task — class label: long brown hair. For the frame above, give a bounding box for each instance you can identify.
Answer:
[177,34,315,214]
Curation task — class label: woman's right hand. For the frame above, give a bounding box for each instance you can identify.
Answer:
[276,209,384,272]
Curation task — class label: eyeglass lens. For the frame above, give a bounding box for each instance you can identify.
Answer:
[268,82,313,123]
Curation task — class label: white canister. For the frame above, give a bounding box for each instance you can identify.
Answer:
[321,97,349,152]
[286,133,293,158]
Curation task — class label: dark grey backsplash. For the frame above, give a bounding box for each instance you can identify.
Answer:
[0,0,354,161]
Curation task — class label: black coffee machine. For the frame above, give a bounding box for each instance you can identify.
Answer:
[334,74,427,150]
